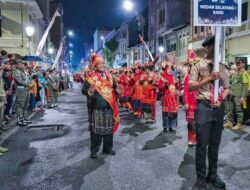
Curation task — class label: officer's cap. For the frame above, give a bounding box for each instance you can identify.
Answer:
[202,35,215,47]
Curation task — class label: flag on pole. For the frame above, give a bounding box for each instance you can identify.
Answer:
[35,9,61,56]
[52,41,63,69]
[139,34,154,62]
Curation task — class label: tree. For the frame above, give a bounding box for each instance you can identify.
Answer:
[103,38,118,67]
[103,48,116,67]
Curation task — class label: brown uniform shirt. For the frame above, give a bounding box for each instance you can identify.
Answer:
[189,59,230,100]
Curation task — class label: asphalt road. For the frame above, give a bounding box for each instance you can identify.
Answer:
[0,83,250,190]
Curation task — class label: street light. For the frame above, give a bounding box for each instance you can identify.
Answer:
[159,46,164,53]
[25,26,35,55]
[123,0,134,12]
[69,50,73,55]
[90,49,93,52]
[68,30,74,37]
[100,36,104,40]
[69,43,73,47]
[48,48,54,55]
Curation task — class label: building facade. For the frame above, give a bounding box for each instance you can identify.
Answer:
[0,0,47,56]
[148,0,190,65]
[93,28,111,52]
[225,0,250,66]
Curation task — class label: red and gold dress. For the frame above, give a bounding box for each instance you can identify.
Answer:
[184,74,197,145]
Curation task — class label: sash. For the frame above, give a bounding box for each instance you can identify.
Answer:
[86,71,120,134]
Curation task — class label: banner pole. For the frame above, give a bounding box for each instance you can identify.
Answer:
[214,26,222,102]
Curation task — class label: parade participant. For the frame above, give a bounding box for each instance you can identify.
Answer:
[224,59,249,130]
[189,35,229,190]
[183,50,199,146]
[123,69,133,112]
[14,60,32,126]
[118,69,127,108]
[141,63,158,123]
[159,61,179,132]
[82,53,120,159]
[47,68,59,109]
[131,64,144,118]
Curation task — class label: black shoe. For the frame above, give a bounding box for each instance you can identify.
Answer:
[207,175,225,189]
[196,179,207,190]
[102,150,116,156]
[169,128,175,133]
[163,128,168,133]
[90,153,97,159]
[17,121,28,127]
[24,118,32,124]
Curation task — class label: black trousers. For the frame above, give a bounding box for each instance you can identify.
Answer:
[90,132,113,154]
[195,100,224,180]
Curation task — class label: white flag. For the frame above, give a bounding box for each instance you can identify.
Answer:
[35,9,61,56]
[52,41,63,69]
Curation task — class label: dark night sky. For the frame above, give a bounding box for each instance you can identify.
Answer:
[61,0,147,69]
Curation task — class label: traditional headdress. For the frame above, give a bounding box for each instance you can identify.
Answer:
[161,61,172,69]
[187,49,199,65]
[90,53,104,68]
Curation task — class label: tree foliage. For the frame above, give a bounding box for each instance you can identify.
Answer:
[103,38,118,67]
[105,39,118,52]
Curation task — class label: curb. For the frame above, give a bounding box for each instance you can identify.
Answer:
[0,112,38,145]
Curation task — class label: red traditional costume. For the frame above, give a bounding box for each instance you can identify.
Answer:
[141,63,158,123]
[131,65,144,117]
[82,53,120,158]
[183,50,198,146]
[159,62,179,132]
[124,70,133,112]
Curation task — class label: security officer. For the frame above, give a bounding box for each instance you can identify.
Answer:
[189,36,230,190]
[14,60,31,126]
[224,59,248,130]
[47,68,59,108]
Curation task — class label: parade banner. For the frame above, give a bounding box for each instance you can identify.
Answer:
[52,41,63,69]
[194,0,242,26]
[35,9,61,56]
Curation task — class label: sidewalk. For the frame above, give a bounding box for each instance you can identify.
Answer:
[0,111,38,145]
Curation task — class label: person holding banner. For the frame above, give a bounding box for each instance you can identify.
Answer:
[82,53,121,159]
[189,35,229,190]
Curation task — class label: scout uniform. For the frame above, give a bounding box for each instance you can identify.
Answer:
[224,63,248,130]
[189,36,230,189]
[14,60,31,126]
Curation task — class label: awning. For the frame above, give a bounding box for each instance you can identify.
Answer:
[22,56,53,64]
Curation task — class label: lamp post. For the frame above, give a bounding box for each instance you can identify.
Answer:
[25,26,35,55]
[48,47,54,60]
[159,46,164,62]
[68,30,74,37]
[123,0,134,12]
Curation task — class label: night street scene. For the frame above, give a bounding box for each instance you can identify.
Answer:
[0,0,250,190]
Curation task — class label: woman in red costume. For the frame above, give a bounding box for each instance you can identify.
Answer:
[159,61,179,132]
[184,50,199,146]
[141,63,157,123]
[131,64,144,118]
